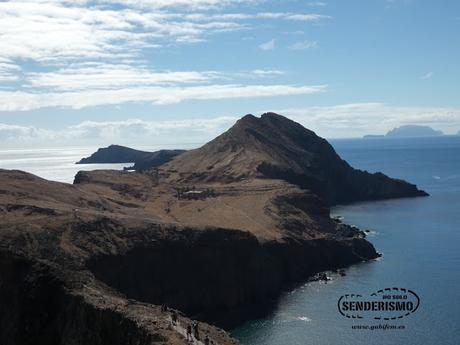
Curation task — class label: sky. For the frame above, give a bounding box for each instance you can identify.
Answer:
[0,0,459,147]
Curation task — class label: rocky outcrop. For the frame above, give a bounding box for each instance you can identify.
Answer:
[77,145,185,170]
[129,149,186,171]
[77,145,152,164]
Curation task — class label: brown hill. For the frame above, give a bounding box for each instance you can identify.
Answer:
[164,112,427,204]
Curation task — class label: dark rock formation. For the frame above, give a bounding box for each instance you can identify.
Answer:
[77,145,151,164]
[88,225,375,321]
[128,149,186,170]
[77,144,185,170]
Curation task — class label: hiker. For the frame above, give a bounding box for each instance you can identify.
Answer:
[161,304,167,313]
[204,334,210,345]
[192,321,200,340]
[186,323,192,342]
[171,311,178,326]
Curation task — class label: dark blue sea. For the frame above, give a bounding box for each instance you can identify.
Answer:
[232,136,460,345]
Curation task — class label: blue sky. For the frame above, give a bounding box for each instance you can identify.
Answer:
[0,0,459,147]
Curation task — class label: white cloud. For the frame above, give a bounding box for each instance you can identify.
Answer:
[0,1,331,110]
[268,103,460,138]
[100,0,256,10]
[27,64,221,91]
[251,69,285,77]
[0,84,326,111]
[0,2,329,66]
[307,2,327,7]
[0,123,52,141]
[0,1,248,64]
[68,116,237,139]
[0,116,240,145]
[283,14,329,21]
[289,40,318,50]
[420,72,434,80]
[256,12,330,22]
[0,58,21,82]
[3,104,460,146]
[259,39,276,50]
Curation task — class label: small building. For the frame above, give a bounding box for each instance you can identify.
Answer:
[183,190,205,200]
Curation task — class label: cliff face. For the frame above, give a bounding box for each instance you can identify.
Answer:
[87,225,375,321]
[0,254,162,345]
[0,113,428,343]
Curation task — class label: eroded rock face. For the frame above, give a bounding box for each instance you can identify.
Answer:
[88,228,376,319]
[0,254,161,345]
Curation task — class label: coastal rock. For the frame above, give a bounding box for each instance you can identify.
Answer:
[77,144,152,164]
[77,144,185,170]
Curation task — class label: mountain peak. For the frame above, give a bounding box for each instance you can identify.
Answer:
[260,112,288,121]
[163,113,427,204]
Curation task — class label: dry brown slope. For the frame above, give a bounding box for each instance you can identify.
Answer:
[0,169,238,345]
[163,112,428,205]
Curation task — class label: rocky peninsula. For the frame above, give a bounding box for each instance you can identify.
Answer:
[0,113,428,344]
[77,144,185,170]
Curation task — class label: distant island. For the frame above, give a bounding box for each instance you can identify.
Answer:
[364,124,444,139]
[77,144,186,170]
[386,125,444,137]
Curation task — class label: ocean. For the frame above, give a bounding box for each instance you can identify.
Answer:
[1,136,459,345]
[0,147,130,183]
[0,145,196,183]
[232,136,460,345]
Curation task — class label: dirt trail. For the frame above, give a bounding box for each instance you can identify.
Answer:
[168,315,211,345]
